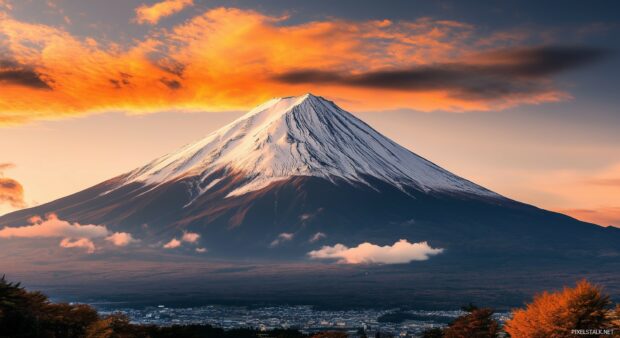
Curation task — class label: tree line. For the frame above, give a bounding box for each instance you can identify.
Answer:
[421,280,620,338]
[1,276,619,337]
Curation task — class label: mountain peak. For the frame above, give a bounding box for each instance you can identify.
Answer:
[244,93,329,120]
[120,95,498,199]
[283,92,322,102]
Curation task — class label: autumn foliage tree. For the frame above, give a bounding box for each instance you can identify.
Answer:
[505,280,616,338]
[612,304,620,330]
[442,307,500,338]
[310,332,348,338]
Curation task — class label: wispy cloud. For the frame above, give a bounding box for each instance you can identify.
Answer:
[516,162,620,228]
[0,162,25,208]
[559,207,620,228]
[0,0,12,15]
[0,59,51,90]
[309,232,326,243]
[105,232,139,246]
[60,237,95,254]
[163,231,200,249]
[584,178,620,187]
[274,46,609,101]
[270,232,294,247]
[181,231,200,243]
[135,0,193,25]
[163,238,181,249]
[0,178,25,208]
[0,163,15,171]
[308,239,443,264]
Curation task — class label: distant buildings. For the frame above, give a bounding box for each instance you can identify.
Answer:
[96,304,510,337]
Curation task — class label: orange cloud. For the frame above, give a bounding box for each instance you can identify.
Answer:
[60,237,95,253]
[135,0,193,25]
[181,231,199,243]
[0,0,12,12]
[0,162,25,208]
[0,163,15,171]
[0,7,600,125]
[105,232,139,246]
[0,213,141,252]
[162,231,200,248]
[0,177,25,208]
[0,213,108,238]
[163,238,181,249]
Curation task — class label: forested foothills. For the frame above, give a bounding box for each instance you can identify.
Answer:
[1,276,618,338]
[0,276,304,338]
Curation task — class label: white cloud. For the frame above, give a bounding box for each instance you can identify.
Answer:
[60,237,96,254]
[309,232,326,243]
[270,232,294,247]
[163,238,182,249]
[195,247,207,253]
[308,239,443,264]
[105,232,139,246]
[0,214,140,254]
[162,231,200,249]
[182,231,200,243]
[0,213,108,239]
[135,0,193,25]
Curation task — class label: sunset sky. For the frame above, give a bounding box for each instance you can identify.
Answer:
[1,0,619,227]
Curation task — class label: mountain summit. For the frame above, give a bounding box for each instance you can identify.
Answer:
[1,94,618,260]
[121,94,496,199]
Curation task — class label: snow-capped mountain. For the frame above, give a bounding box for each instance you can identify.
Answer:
[1,94,618,260]
[120,94,497,199]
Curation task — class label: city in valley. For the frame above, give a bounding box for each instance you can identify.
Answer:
[96,304,510,337]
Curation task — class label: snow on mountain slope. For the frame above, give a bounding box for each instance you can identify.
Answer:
[120,94,499,199]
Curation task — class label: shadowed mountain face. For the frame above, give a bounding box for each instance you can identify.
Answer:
[1,94,619,262]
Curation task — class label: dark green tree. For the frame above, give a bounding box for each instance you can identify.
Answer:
[420,327,444,338]
[0,275,99,338]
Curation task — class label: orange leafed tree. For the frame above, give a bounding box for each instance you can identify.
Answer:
[443,308,500,338]
[505,280,615,338]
